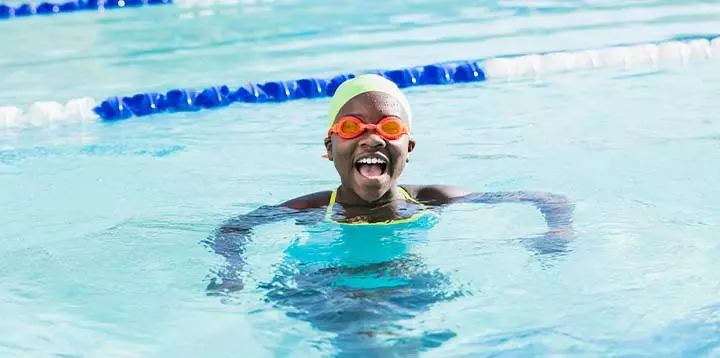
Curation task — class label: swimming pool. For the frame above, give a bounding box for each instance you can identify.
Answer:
[1,0,720,356]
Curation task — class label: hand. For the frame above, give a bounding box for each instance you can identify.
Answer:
[206,277,244,296]
[547,227,576,241]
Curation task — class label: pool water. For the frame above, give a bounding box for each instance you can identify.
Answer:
[1,0,720,356]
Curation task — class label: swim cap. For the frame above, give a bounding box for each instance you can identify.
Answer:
[327,74,412,129]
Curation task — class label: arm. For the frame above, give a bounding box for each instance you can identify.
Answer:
[202,205,301,295]
[408,185,575,237]
[456,191,575,236]
[202,192,330,295]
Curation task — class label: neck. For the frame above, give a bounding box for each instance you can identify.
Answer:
[335,185,404,208]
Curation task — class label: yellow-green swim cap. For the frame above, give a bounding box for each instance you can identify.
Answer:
[327,74,412,128]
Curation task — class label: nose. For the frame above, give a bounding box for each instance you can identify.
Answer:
[358,129,386,150]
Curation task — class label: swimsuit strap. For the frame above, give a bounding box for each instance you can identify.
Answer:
[325,190,338,221]
[324,186,425,222]
[398,186,424,207]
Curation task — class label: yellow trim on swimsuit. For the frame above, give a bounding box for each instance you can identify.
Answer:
[324,187,433,225]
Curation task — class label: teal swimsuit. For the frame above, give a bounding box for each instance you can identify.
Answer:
[281,187,439,285]
[259,186,459,353]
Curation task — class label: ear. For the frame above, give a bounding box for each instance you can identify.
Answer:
[324,136,333,160]
[407,137,416,153]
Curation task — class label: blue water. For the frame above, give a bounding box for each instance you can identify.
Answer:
[1,0,720,356]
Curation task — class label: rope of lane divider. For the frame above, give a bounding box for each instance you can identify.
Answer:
[1,36,718,128]
[0,0,171,20]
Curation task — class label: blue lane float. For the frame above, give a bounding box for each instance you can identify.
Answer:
[94,61,487,120]
[0,0,171,20]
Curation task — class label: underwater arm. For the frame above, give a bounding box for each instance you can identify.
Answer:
[202,204,311,295]
[412,185,574,235]
[458,191,575,237]
[202,191,330,295]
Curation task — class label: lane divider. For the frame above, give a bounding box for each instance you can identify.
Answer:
[1,36,718,128]
[0,0,172,20]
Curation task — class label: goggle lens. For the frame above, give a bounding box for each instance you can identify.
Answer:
[378,120,402,136]
[340,119,362,136]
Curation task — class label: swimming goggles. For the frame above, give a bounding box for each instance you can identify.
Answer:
[327,116,410,140]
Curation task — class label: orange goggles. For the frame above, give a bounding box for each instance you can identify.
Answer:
[328,116,409,140]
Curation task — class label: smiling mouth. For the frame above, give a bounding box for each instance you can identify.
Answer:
[355,156,388,179]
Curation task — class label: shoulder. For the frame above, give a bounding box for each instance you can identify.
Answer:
[400,184,473,206]
[278,190,333,210]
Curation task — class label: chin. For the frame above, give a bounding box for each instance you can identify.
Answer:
[353,182,393,203]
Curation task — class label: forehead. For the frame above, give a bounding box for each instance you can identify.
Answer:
[335,91,409,124]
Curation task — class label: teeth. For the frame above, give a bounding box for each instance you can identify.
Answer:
[357,157,387,164]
